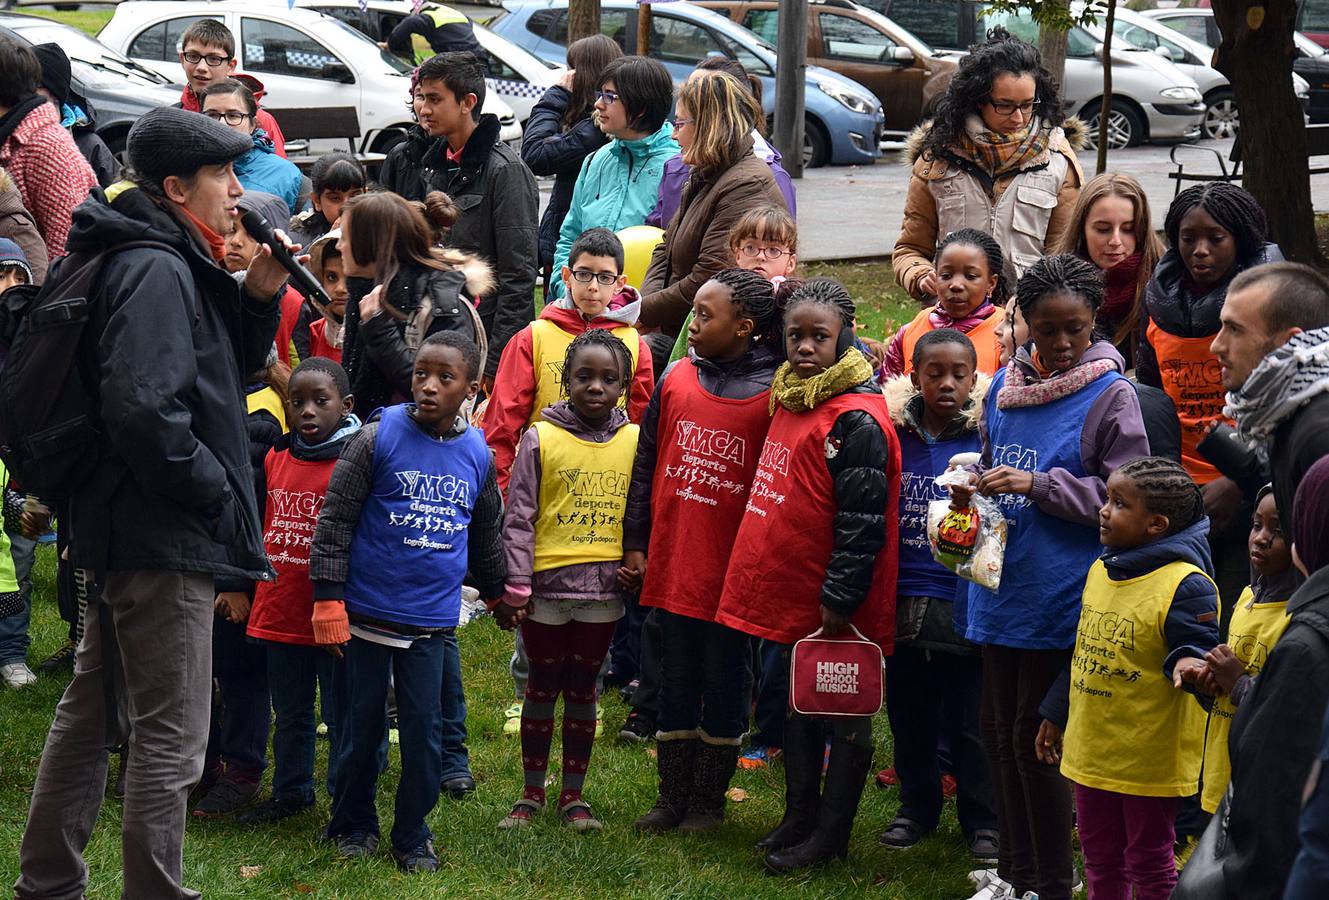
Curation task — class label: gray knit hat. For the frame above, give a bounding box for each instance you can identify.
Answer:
[127,106,252,184]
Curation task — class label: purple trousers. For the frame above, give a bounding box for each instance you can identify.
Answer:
[1073,783,1179,900]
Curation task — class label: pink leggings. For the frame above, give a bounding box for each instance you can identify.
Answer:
[1074,783,1179,900]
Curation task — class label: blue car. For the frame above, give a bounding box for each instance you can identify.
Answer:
[487,0,883,166]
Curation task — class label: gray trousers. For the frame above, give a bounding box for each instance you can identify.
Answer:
[15,570,214,900]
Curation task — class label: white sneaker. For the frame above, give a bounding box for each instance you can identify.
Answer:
[964,871,1014,900]
[1,662,37,687]
[968,868,1000,888]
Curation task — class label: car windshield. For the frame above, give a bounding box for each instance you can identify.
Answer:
[10,20,170,83]
[323,16,413,73]
[477,23,559,71]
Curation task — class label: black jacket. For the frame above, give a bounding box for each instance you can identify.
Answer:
[1271,391,1329,544]
[420,114,538,378]
[1223,565,1329,899]
[386,11,480,56]
[340,261,480,416]
[378,124,432,202]
[519,85,608,268]
[64,187,279,578]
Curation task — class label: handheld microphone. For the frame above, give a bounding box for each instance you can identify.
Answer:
[239,208,333,308]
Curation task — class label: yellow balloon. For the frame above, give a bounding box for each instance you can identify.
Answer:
[617,225,665,291]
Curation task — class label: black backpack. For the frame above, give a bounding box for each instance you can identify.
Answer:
[0,240,179,500]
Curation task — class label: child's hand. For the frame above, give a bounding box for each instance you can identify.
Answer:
[978,466,1034,497]
[359,284,384,321]
[618,550,646,590]
[1035,719,1063,766]
[311,599,350,653]
[214,592,251,624]
[1204,645,1245,694]
[918,270,938,298]
[858,335,887,371]
[820,605,851,636]
[492,601,527,631]
[948,473,979,510]
[19,505,50,539]
[1172,656,1209,690]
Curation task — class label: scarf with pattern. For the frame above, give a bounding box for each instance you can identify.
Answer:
[1225,325,1329,464]
[954,115,1052,180]
[770,348,877,413]
[996,351,1118,409]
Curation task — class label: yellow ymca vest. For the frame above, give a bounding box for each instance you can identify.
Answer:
[1200,585,1291,812]
[531,420,638,573]
[527,318,640,426]
[1061,559,1216,797]
[246,386,289,434]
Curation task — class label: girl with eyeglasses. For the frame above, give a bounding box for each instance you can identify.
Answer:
[893,27,1084,305]
[200,80,302,215]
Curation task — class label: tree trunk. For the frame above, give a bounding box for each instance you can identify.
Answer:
[1096,1,1115,174]
[1212,0,1322,264]
[567,0,601,44]
[1038,0,1070,86]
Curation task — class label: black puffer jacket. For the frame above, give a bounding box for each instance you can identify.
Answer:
[1271,391,1329,544]
[420,114,538,378]
[623,344,779,551]
[377,125,432,201]
[63,186,279,578]
[520,85,608,268]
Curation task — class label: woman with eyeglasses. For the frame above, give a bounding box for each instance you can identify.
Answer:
[637,72,787,372]
[200,80,303,215]
[546,55,678,302]
[892,27,1084,304]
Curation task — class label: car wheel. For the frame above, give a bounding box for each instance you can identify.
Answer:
[802,119,830,169]
[1203,90,1239,140]
[1081,100,1144,150]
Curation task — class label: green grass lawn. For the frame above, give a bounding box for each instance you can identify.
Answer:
[2,546,984,899]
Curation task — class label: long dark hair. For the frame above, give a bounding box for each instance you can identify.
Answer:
[563,34,623,130]
[922,27,1064,159]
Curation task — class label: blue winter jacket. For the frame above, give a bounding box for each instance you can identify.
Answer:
[234,130,303,217]
[548,119,678,299]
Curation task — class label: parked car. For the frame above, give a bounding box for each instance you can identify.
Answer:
[98,0,522,157]
[1144,5,1329,125]
[695,0,956,135]
[1300,0,1329,49]
[1109,5,1307,139]
[294,0,561,126]
[860,0,1205,149]
[0,12,179,157]
[486,0,885,167]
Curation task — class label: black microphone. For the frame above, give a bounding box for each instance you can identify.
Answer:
[239,208,332,308]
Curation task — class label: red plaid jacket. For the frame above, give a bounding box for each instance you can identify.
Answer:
[0,102,97,259]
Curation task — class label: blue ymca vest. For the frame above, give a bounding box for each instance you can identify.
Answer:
[965,367,1123,650]
[897,424,981,603]
[345,404,491,629]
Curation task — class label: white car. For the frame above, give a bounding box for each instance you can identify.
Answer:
[98,0,522,156]
[293,0,563,125]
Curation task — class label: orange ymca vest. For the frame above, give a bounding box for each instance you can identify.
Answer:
[900,308,1003,376]
[1146,318,1230,484]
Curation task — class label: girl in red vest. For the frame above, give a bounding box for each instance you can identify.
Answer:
[715,279,901,874]
[883,228,1009,378]
[302,231,349,365]
[624,269,783,836]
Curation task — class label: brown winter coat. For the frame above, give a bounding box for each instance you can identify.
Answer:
[0,167,47,283]
[639,140,786,335]
[891,119,1085,302]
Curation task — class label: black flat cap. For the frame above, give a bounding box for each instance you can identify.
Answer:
[127,106,252,184]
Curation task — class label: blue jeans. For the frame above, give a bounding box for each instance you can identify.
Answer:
[749,638,788,748]
[0,532,37,665]
[265,641,341,804]
[438,630,470,781]
[330,633,445,853]
[657,610,751,740]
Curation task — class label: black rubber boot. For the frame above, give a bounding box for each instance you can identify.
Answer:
[755,713,823,851]
[764,737,873,873]
[633,734,697,832]
[678,740,740,834]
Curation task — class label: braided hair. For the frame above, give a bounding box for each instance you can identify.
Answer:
[559,328,634,409]
[707,268,780,346]
[781,278,856,327]
[935,227,1011,306]
[1015,254,1105,322]
[1164,183,1269,262]
[1116,457,1204,536]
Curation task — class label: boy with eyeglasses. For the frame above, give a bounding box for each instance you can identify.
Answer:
[174,19,287,158]
[481,227,654,735]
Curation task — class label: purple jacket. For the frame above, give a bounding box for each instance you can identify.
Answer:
[978,341,1150,526]
[502,401,631,601]
[645,132,796,228]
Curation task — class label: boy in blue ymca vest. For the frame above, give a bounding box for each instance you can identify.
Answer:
[309,331,505,873]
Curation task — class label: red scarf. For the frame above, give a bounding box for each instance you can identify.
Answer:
[175,204,226,262]
[1100,251,1142,324]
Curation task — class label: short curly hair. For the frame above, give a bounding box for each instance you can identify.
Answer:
[922,27,1065,160]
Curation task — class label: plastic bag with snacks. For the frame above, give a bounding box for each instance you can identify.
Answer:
[927,452,1007,590]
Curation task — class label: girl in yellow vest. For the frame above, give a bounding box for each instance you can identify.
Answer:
[491,330,640,832]
[883,228,1009,379]
[1036,456,1220,900]
[1197,486,1298,814]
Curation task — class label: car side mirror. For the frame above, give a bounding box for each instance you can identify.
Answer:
[1093,42,1104,60]
[1153,45,1174,62]
[890,45,914,64]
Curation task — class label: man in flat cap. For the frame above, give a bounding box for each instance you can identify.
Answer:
[13,106,295,900]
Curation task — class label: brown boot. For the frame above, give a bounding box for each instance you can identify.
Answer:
[678,739,740,834]
[633,733,696,832]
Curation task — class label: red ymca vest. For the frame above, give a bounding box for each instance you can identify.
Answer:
[1147,318,1230,484]
[275,287,303,367]
[247,447,337,645]
[640,362,773,622]
[900,308,1003,376]
[309,318,343,364]
[715,391,901,649]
